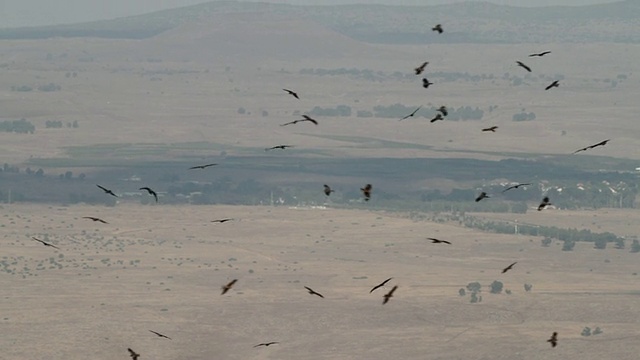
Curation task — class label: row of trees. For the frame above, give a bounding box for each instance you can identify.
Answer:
[45,120,79,128]
[370,104,485,120]
[0,119,35,133]
[10,83,62,92]
[460,215,629,249]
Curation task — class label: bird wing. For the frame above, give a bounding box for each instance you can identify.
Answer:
[280,121,296,126]
[96,184,109,192]
[305,118,318,125]
[517,61,532,72]
[572,146,589,154]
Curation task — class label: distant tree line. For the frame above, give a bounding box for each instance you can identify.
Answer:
[10,83,61,92]
[309,105,352,117]
[368,104,485,120]
[0,119,35,134]
[45,120,79,128]
[459,215,627,248]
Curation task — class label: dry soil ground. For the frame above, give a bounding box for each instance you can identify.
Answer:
[2,203,640,359]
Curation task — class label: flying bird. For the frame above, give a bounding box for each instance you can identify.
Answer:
[265,145,293,151]
[83,216,108,224]
[422,78,433,88]
[361,184,372,201]
[502,261,517,273]
[538,196,551,211]
[545,80,560,90]
[32,237,60,250]
[501,183,531,193]
[254,342,279,348]
[547,332,558,347]
[437,105,448,116]
[283,88,299,99]
[428,238,451,245]
[414,62,428,75]
[572,139,610,154]
[323,184,334,196]
[400,106,421,121]
[383,285,398,305]
[280,115,318,126]
[139,187,158,202]
[430,113,444,123]
[304,286,324,298]
[369,277,393,294]
[529,51,551,57]
[482,126,498,132]
[211,218,233,223]
[149,330,172,340]
[221,279,238,295]
[128,348,140,360]
[96,184,117,197]
[516,61,532,72]
[432,24,443,34]
[189,163,218,170]
[475,192,490,202]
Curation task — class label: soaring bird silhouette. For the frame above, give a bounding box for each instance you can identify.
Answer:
[265,145,293,151]
[547,332,558,347]
[32,237,60,250]
[414,62,428,75]
[283,88,299,99]
[96,184,117,197]
[482,126,498,132]
[428,238,451,245]
[128,348,140,360]
[432,24,443,33]
[139,187,158,202]
[529,51,551,57]
[221,279,238,295]
[502,261,517,273]
[254,342,279,348]
[422,78,433,88]
[323,184,334,196]
[211,218,233,223]
[383,285,398,305]
[83,216,108,224]
[281,115,318,126]
[400,106,421,121]
[545,80,560,90]
[149,330,172,340]
[304,286,324,298]
[572,139,610,154]
[189,163,217,170]
[475,192,490,202]
[370,277,393,294]
[361,184,372,201]
[437,106,448,117]
[538,196,551,211]
[502,183,531,193]
[430,113,444,123]
[516,61,532,72]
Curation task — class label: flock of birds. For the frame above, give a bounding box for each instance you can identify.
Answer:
[21,21,621,359]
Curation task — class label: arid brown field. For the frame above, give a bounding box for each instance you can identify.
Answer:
[2,203,640,360]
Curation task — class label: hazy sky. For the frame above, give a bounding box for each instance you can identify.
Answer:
[0,0,622,28]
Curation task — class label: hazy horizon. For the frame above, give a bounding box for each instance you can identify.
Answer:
[0,0,624,28]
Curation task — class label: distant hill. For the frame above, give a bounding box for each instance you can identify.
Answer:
[0,0,639,43]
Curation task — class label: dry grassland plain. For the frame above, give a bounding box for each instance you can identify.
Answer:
[1,204,640,360]
[1,7,640,360]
